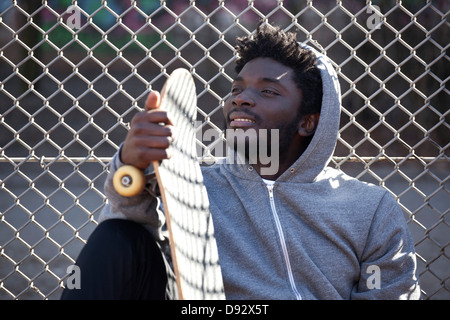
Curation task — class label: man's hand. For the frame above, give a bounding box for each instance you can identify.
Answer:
[121,91,174,169]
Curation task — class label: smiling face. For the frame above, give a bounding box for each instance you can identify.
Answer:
[223,57,306,162]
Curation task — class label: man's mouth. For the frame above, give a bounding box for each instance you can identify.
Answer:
[228,112,258,128]
[230,118,256,128]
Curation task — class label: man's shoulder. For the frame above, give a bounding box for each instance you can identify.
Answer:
[319,166,391,204]
[321,166,383,188]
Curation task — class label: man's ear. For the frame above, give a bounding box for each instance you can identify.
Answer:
[297,113,320,137]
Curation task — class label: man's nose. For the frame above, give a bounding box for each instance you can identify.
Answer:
[232,90,255,108]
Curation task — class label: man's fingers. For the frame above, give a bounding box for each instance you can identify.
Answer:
[145,91,161,111]
[146,110,174,126]
[121,133,173,169]
[121,91,176,169]
[132,110,174,127]
[137,146,172,163]
[134,135,173,149]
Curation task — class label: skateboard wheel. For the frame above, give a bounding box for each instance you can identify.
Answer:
[113,165,146,197]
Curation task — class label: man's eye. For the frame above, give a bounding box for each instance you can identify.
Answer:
[231,87,242,94]
[262,89,278,95]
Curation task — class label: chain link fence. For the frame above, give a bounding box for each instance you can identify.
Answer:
[0,0,448,299]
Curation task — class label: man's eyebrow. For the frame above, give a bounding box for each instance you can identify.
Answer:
[261,77,282,84]
[232,76,286,85]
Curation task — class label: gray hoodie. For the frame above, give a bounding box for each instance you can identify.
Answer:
[99,45,420,300]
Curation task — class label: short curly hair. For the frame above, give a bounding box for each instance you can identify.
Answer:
[234,23,323,115]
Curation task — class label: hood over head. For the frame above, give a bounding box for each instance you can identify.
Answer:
[277,43,341,183]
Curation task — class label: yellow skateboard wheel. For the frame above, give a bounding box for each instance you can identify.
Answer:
[113,165,146,197]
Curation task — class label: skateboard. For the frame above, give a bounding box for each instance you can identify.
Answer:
[112,68,225,300]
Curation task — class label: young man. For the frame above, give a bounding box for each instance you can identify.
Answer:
[62,24,420,300]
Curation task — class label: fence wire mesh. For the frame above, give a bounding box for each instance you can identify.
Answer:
[0,0,448,299]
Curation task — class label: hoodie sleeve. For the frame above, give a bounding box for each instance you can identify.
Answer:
[98,148,167,242]
[352,192,421,300]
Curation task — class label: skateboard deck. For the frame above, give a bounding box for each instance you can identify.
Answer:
[113,68,225,300]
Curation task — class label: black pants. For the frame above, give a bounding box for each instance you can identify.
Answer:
[61,219,168,300]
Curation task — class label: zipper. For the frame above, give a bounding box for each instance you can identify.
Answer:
[267,184,302,300]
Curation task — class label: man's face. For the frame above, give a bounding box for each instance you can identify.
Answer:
[223,57,304,157]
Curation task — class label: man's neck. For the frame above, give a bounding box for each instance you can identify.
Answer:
[254,138,307,180]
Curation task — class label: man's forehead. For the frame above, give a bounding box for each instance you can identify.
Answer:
[234,57,295,85]
[236,57,294,80]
